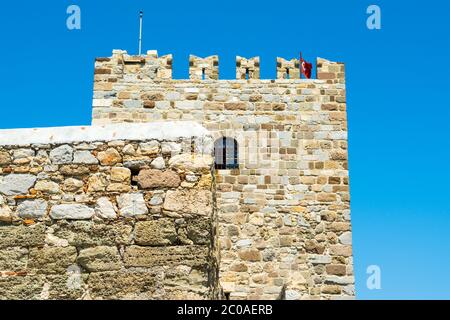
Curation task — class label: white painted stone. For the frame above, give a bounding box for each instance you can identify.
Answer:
[50,204,94,220]
[0,174,36,196]
[50,145,73,164]
[0,122,211,147]
[73,151,98,164]
[17,199,48,218]
[95,197,117,219]
[116,193,148,217]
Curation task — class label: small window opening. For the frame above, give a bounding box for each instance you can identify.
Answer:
[130,167,140,187]
[214,137,239,170]
[286,68,290,79]
[202,68,206,80]
[245,68,249,80]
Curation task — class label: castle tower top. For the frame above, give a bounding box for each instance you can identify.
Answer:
[93,49,344,83]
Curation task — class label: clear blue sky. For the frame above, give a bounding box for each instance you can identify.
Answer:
[0,0,449,299]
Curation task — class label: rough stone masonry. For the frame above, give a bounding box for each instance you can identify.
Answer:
[90,50,354,300]
[0,122,219,299]
[0,49,354,300]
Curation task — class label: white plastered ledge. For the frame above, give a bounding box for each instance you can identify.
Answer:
[0,121,211,146]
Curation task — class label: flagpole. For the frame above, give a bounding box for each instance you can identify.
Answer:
[138,10,143,55]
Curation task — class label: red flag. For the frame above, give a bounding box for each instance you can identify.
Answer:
[300,53,313,79]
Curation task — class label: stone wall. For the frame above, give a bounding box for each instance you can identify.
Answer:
[90,50,354,300]
[0,122,219,300]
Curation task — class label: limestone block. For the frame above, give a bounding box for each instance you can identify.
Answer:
[17,199,48,219]
[168,154,213,173]
[77,246,121,272]
[0,174,36,196]
[0,223,46,249]
[97,148,122,166]
[124,245,208,268]
[50,204,95,220]
[110,167,131,183]
[137,169,181,189]
[50,145,74,164]
[34,180,60,194]
[95,197,117,219]
[150,157,166,170]
[163,189,212,215]
[135,219,177,246]
[29,247,77,274]
[53,221,132,247]
[73,151,99,164]
[116,193,148,217]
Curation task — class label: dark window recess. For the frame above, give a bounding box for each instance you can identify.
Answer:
[202,68,206,80]
[214,137,239,170]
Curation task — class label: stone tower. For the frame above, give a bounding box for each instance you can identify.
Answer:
[91,49,354,300]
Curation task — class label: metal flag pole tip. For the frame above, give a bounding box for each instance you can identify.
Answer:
[138,10,144,56]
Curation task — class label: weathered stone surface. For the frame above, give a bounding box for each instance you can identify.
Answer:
[0,247,28,271]
[59,165,90,176]
[0,151,11,165]
[0,275,45,300]
[95,197,117,219]
[63,178,84,192]
[17,199,48,219]
[116,193,148,217]
[50,204,95,220]
[28,247,77,274]
[135,219,177,246]
[137,169,181,189]
[97,148,122,166]
[50,145,73,164]
[88,270,159,300]
[73,151,98,164]
[13,148,35,159]
[110,167,131,182]
[185,217,211,245]
[0,174,36,196]
[53,221,132,247]
[164,189,212,215]
[34,180,60,194]
[238,248,262,262]
[0,223,45,249]
[77,246,121,272]
[124,245,208,268]
[0,205,12,223]
[87,173,108,192]
[139,141,159,155]
[169,154,213,173]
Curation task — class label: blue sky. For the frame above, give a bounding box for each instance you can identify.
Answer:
[0,1,449,299]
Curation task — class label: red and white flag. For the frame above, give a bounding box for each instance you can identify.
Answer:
[300,53,313,79]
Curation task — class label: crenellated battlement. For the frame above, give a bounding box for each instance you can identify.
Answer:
[94,50,344,83]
